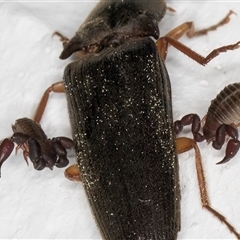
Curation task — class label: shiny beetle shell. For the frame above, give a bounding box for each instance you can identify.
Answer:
[64,37,179,239]
[61,1,180,239]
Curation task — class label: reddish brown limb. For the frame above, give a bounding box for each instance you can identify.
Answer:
[156,11,239,63]
[176,137,240,239]
[33,81,65,124]
[64,164,81,182]
[167,6,176,13]
[164,10,235,40]
[157,36,240,65]
[164,22,194,41]
[52,31,69,48]
[188,10,236,37]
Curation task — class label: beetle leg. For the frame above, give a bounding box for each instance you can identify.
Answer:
[168,10,235,40]
[33,81,65,123]
[156,11,239,63]
[157,36,240,64]
[176,137,240,239]
[0,139,14,177]
[64,164,81,182]
[166,6,176,13]
[52,31,69,42]
[187,10,236,37]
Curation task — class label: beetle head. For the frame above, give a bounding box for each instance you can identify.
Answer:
[60,1,166,59]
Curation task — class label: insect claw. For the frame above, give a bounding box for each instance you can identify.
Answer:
[216,139,240,164]
[216,157,231,165]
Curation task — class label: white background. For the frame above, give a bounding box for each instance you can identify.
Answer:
[0,1,240,239]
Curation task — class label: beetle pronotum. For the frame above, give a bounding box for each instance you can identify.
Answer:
[1,2,240,239]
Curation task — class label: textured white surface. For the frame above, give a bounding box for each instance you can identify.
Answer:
[0,1,240,239]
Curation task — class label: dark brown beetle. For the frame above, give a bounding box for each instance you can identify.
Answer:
[0,118,74,177]
[29,0,240,239]
[1,0,240,239]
